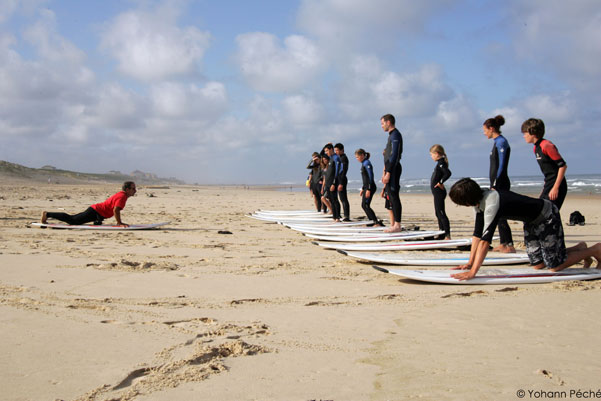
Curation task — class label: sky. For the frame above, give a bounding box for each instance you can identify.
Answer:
[0,0,600,184]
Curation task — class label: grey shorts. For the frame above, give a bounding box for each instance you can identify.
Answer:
[523,200,567,268]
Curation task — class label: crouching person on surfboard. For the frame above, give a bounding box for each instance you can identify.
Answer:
[41,181,137,228]
[448,178,600,280]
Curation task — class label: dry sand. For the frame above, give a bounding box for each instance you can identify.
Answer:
[1,182,600,401]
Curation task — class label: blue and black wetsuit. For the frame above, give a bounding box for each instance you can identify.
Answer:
[489,135,513,246]
[430,158,451,237]
[338,153,350,220]
[360,159,378,223]
[384,128,403,223]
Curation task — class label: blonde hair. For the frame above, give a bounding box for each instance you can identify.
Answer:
[429,144,448,163]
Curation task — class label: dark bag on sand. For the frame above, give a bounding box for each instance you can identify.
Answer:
[568,211,585,226]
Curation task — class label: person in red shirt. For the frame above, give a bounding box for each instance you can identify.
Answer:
[41,181,137,227]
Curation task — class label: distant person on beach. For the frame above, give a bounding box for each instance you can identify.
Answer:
[335,143,350,221]
[381,114,403,233]
[429,144,452,240]
[521,118,568,209]
[307,152,323,212]
[448,178,599,280]
[483,115,515,253]
[355,149,383,226]
[323,144,341,221]
[41,181,137,227]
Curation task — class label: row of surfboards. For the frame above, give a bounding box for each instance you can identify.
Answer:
[250,209,601,285]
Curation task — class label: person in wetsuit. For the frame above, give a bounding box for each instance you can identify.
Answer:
[429,144,452,239]
[355,148,382,226]
[41,182,137,227]
[483,115,515,253]
[381,114,403,233]
[521,118,568,209]
[335,143,350,221]
[307,152,322,212]
[448,178,600,281]
[323,145,341,221]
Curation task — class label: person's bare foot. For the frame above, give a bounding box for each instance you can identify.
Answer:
[384,224,402,233]
[41,211,47,224]
[492,244,516,253]
[572,242,593,268]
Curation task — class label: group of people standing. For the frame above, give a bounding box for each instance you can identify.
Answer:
[307,114,404,233]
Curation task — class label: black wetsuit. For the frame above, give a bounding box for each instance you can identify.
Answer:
[534,138,567,209]
[360,159,378,223]
[307,160,322,211]
[384,128,403,223]
[489,135,513,246]
[338,153,350,220]
[46,207,104,225]
[430,158,451,237]
[323,157,340,220]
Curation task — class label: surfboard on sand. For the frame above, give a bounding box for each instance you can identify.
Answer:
[30,222,170,230]
[372,266,601,285]
[315,238,472,251]
[304,230,444,242]
[343,251,529,265]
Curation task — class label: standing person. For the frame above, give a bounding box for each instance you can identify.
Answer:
[448,178,599,281]
[381,114,403,233]
[483,115,515,253]
[41,182,137,227]
[355,149,383,226]
[322,148,340,221]
[521,118,568,209]
[307,152,322,212]
[335,143,350,221]
[319,154,332,214]
[429,144,452,240]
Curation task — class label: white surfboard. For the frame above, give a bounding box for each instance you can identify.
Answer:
[304,230,445,242]
[288,226,386,234]
[344,251,529,265]
[256,209,321,215]
[253,211,327,218]
[283,220,377,228]
[373,266,601,285]
[315,238,472,251]
[30,222,170,230]
[248,214,332,223]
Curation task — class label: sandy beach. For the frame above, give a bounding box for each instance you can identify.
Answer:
[1,181,600,401]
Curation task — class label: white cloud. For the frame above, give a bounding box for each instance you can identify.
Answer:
[100,8,211,82]
[235,32,324,92]
[509,0,601,90]
[283,94,323,125]
[150,81,228,120]
[436,94,479,131]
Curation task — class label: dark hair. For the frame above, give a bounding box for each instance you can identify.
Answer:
[334,143,344,150]
[355,148,370,159]
[312,152,320,158]
[521,118,545,139]
[381,114,395,126]
[323,143,334,151]
[483,115,505,133]
[321,153,330,160]
[122,181,135,191]
[449,178,483,207]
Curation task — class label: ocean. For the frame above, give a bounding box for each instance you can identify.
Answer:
[279,174,601,195]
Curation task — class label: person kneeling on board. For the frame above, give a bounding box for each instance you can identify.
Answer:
[448,178,600,281]
[41,181,137,228]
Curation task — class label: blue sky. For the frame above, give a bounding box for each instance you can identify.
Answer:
[1,0,599,184]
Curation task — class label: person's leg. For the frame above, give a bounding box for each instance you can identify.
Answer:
[339,179,350,221]
[433,188,451,239]
[328,190,340,221]
[44,207,98,225]
[385,167,402,232]
[362,191,378,223]
[492,219,515,252]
